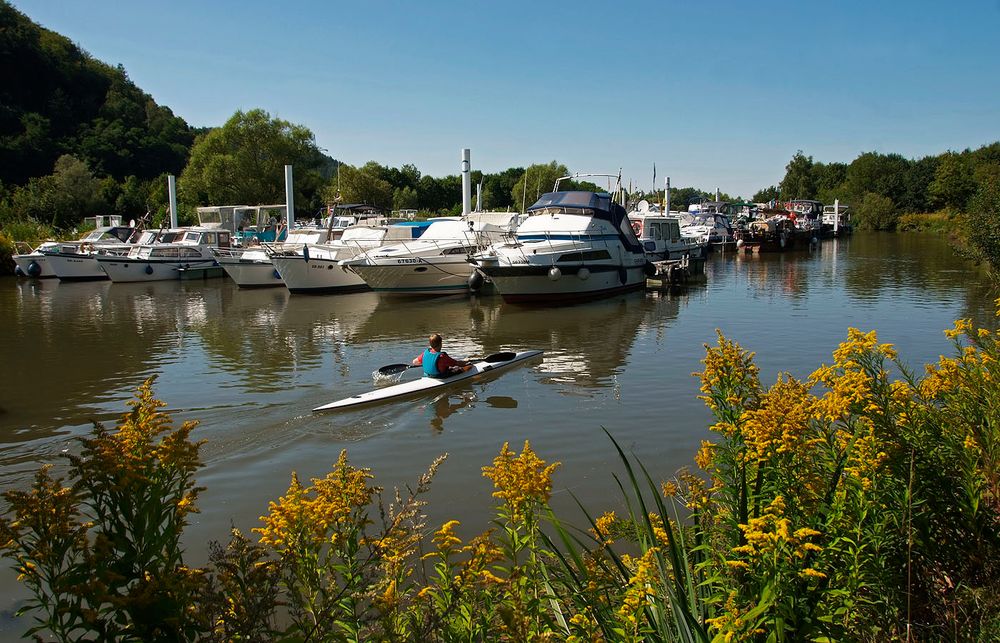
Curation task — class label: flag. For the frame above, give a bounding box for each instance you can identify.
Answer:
[652,163,656,194]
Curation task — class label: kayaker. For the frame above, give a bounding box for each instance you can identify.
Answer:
[412,334,472,377]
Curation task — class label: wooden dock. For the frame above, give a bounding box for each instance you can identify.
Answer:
[645,255,705,289]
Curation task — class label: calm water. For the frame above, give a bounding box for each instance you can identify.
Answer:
[0,233,994,634]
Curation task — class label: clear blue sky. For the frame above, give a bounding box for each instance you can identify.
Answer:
[12,0,1000,198]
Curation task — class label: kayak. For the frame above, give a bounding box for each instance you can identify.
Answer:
[312,350,543,412]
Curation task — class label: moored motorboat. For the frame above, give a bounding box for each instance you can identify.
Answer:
[628,200,707,260]
[95,227,232,282]
[41,225,139,281]
[474,182,649,304]
[274,221,432,294]
[341,214,515,296]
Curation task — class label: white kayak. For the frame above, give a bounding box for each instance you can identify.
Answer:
[312,350,543,412]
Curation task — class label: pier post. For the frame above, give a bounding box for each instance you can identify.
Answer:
[285,165,295,230]
[665,177,671,213]
[834,199,839,235]
[167,175,178,228]
[461,149,471,216]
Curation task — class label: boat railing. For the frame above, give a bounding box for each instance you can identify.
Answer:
[210,247,246,259]
[502,230,619,266]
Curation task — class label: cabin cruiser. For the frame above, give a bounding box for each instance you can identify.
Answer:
[13,216,130,279]
[94,227,232,282]
[340,214,516,296]
[786,199,824,239]
[474,185,650,304]
[40,225,139,281]
[213,224,333,288]
[627,200,707,260]
[272,221,431,294]
[680,202,735,247]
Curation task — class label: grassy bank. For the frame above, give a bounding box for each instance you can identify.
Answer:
[3,313,1000,641]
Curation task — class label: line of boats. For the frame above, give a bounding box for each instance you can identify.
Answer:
[12,177,851,305]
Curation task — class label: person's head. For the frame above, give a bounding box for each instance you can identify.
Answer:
[428,333,443,351]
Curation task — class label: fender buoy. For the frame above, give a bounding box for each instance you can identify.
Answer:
[618,267,627,284]
[15,265,25,277]
[578,267,591,280]
[303,245,310,263]
[272,269,281,280]
[468,270,485,292]
[26,260,41,277]
[547,266,561,281]
[144,265,154,275]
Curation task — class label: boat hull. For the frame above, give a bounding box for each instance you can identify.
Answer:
[347,258,476,295]
[313,350,543,412]
[478,263,647,304]
[273,255,369,294]
[95,257,219,282]
[46,253,109,281]
[216,258,284,288]
[13,253,55,278]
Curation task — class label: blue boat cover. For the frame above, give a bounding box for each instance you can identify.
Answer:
[527,191,643,254]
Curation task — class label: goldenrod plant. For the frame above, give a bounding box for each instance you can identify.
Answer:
[4,313,1000,640]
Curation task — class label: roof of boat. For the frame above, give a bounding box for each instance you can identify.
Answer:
[527,191,613,212]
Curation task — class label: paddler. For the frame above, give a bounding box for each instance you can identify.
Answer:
[412,333,473,377]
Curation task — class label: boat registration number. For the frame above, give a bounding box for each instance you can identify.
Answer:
[396,258,420,264]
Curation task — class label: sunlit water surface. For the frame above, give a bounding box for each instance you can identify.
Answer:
[0,233,993,635]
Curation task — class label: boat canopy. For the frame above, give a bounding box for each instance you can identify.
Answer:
[528,191,643,254]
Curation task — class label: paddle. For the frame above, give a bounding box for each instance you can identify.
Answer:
[375,351,517,377]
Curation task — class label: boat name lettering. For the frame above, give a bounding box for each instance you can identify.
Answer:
[396,258,420,264]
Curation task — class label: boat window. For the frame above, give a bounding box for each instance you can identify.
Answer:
[556,250,612,262]
[650,223,663,240]
[154,247,180,258]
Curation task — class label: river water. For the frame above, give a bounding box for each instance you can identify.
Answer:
[0,232,994,634]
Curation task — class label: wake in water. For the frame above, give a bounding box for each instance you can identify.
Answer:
[371,370,405,386]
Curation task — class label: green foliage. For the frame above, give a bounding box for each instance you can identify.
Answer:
[929,152,976,211]
[753,185,779,203]
[0,2,194,187]
[856,191,898,231]
[896,210,954,233]
[327,161,394,210]
[180,109,324,217]
[779,151,816,200]
[0,377,206,641]
[510,161,571,209]
[963,167,1000,275]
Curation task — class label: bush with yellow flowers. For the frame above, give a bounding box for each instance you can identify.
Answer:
[4,312,1000,641]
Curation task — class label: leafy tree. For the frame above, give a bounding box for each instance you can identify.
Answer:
[179,109,323,216]
[510,162,571,209]
[392,186,418,211]
[326,162,393,210]
[855,191,898,231]
[482,167,523,210]
[779,151,816,200]
[900,155,939,213]
[843,152,911,206]
[928,152,976,211]
[753,185,780,203]
[964,165,1000,274]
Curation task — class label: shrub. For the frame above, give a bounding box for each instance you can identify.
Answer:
[856,191,899,231]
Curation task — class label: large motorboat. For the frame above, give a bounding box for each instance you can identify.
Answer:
[41,224,140,281]
[341,214,516,296]
[474,181,650,304]
[213,224,330,288]
[273,221,431,294]
[94,227,232,282]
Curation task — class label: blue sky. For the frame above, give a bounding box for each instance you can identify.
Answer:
[12,0,1000,198]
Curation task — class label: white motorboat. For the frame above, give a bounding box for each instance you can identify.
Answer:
[41,225,139,281]
[13,241,56,278]
[679,205,735,247]
[628,201,707,260]
[94,227,232,282]
[273,221,432,294]
[213,225,330,288]
[341,214,516,296]
[474,181,650,304]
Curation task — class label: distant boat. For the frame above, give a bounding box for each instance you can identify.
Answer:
[41,225,139,281]
[627,200,707,260]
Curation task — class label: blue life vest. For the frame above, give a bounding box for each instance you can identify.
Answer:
[422,348,441,377]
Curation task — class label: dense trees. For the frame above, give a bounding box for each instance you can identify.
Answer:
[769,144,1000,231]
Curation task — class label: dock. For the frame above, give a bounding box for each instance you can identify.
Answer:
[645,255,705,289]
